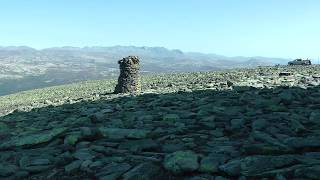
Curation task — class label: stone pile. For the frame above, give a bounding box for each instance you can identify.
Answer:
[114,56,141,94]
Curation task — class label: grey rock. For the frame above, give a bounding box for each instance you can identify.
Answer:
[221,155,298,176]
[0,164,18,177]
[0,122,9,133]
[163,114,180,122]
[24,165,53,173]
[65,160,82,174]
[0,127,67,149]
[99,173,120,180]
[64,132,82,145]
[89,160,104,170]
[275,174,287,180]
[90,112,106,123]
[215,176,229,180]
[241,155,297,176]
[199,154,229,173]
[90,145,110,154]
[284,136,320,149]
[122,162,162,180]
[118,139,159,152]
[76,141,91,149]
[96,162,131,179]
[279,72,292,76]
[80,160,93,171]
[289,118,306,133]
[304,152,320,159]
[278,91,294,105]
[241,143,291,155]
[137,115,154,121]
[99,127,150,140]
[14,170,29,179]
[73,148,95,160]
[251,130,289,149]
[162,143,186,153]
[251,119,268,131]
[29,158,51,166]
[55,151,73,166]
[163,150,199,174]
[219,159,241,176]
[309,111,320,125]
[19,155,54,172]
[209,129,224,137]
[184,176,211,180]
[294,165,320,179]
[230,118,245,130]
[237,176,247,180]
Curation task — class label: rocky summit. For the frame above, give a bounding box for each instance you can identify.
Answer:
[0,65,320,179]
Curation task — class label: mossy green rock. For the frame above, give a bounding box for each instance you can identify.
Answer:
[163,150,199,174]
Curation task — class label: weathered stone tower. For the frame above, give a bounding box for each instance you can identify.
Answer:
[114,56,141,94]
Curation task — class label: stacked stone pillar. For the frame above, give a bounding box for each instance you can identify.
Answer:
[114,56,141,94]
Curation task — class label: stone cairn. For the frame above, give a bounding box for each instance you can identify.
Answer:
[114,56,141,94]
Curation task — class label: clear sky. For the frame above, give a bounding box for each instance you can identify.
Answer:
[1,0,319,59]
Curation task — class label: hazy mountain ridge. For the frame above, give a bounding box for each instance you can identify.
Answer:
[0,46,289,96]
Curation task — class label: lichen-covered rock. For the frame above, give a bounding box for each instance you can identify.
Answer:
[114,56,141,94]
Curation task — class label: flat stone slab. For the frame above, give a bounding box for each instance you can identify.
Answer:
[98,127,150,140]
[0,127,67,149]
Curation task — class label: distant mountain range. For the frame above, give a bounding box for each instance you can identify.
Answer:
[0,46,289,96]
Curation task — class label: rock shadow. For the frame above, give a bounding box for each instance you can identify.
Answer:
[0,85,320,179]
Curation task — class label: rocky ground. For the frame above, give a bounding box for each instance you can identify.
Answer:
[0,65,320,180]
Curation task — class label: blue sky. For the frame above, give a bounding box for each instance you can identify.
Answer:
[0,0,319,59]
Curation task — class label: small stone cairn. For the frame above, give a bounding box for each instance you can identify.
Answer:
[114,56,141,94]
